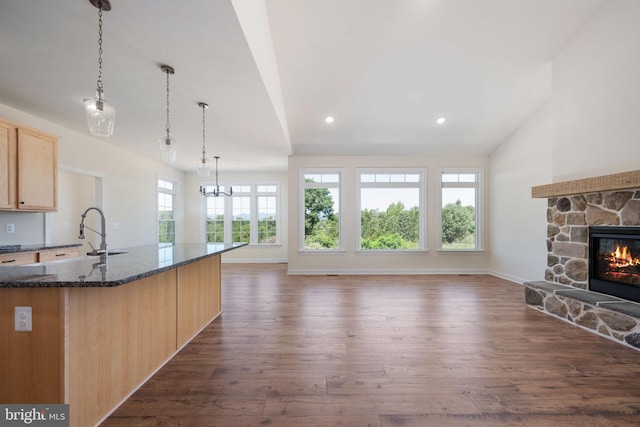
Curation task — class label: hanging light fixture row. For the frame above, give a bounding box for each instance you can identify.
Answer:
[84,0,115,137]
[82,1,230,188]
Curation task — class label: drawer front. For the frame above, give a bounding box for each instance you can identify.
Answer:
[0,251,38,265]
[38,248,80,262]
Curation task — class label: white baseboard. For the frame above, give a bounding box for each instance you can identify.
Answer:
[286,268,490,275]
[487,270,528,285]
[221,258,287,264]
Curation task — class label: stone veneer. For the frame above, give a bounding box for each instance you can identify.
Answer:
[525,188,640,351]
[545,190,640,288]
[525,281,640,350]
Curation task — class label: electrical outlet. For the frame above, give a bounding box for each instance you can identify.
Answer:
[14,306,32,332]
[5,223,15,233]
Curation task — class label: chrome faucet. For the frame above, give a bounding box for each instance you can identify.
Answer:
[79,206,108,265]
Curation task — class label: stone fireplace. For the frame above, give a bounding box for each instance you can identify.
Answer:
[525,170,640,351]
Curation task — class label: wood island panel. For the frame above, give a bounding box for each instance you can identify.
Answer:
[177,255,221,347]
[66,269,178,427]
[0,287,63,403]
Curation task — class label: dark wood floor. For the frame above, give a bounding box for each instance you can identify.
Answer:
[102,264,640,426]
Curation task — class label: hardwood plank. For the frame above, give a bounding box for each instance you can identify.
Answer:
[103,264,640,426]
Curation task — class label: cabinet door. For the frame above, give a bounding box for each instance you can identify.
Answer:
[0,120,17,209]
[17,128,57,211]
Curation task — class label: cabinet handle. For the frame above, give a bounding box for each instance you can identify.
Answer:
[55,253,66,257]
[2,259,16,263]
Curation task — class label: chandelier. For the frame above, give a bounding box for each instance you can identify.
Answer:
[199,156,233,197]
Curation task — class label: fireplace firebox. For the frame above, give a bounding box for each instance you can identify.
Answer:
[589,226,640,303]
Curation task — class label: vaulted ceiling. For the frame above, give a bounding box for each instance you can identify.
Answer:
[0,0,604,172]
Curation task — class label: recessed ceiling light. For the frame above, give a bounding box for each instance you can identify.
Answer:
[436,117,446,125]
[324,116,335,124]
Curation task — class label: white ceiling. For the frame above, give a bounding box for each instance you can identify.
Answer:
[0,0,604,172]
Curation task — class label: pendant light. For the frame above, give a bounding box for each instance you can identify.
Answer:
[199,157,233,197]
[84,0,115,137]
[197,102,212,176]
[159,65,177,163]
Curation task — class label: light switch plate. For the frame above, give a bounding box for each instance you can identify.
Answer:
[15,306,32,332]
[5,223,15,233]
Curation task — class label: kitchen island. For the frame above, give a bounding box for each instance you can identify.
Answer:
[0,243,246,427]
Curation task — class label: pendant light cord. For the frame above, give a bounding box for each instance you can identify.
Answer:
[202,104,206,160]
[96,1,103,94]
[165,68,171,139]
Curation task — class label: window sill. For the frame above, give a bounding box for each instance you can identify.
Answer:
[437,249,486,254]
[298,249,346,255]
[355,249,429,255]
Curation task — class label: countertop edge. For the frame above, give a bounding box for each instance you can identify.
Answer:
[0,243,83,254]
[0,243,247,288]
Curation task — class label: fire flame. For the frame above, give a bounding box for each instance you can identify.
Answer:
[606,244,640,268]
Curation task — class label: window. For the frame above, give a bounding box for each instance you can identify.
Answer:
[231,185,251,243]
[257,185,278,244]
[158,178,177,245]
[440,170,482,250]
[301,171,341,250]
[205,193,225,243]
[358,170,424,250]
[203,183,279,245]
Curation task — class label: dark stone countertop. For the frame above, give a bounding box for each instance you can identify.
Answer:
[0,243,82,253]
[0,243,247,288]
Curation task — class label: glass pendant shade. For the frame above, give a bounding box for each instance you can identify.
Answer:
[84,90,115,137]
[159,136,177,163]
[197,156,212,176]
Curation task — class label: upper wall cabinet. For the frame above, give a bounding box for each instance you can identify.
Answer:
[0,119,58,212]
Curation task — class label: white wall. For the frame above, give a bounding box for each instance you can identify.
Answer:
[288,155,490,274]
[487,0,640,283]
[49,170,96,253]
[0,102,184,249]
[552,0,640,181]
[183,169,288,262]
[0,211,44,246]
[489,103,552,283]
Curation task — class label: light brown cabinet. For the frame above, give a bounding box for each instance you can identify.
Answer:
[0,119,57,212]
[38,247,80,262]
[0,248,79,265]
[0,251,37,266]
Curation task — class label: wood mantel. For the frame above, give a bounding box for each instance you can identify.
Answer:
[532,170,640,198]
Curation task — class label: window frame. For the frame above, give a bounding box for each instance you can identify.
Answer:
[356,168,427,252]
[299,168,344,252]
[438,168,484,252]
[201,182,280,245]
[157,176,178,246]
